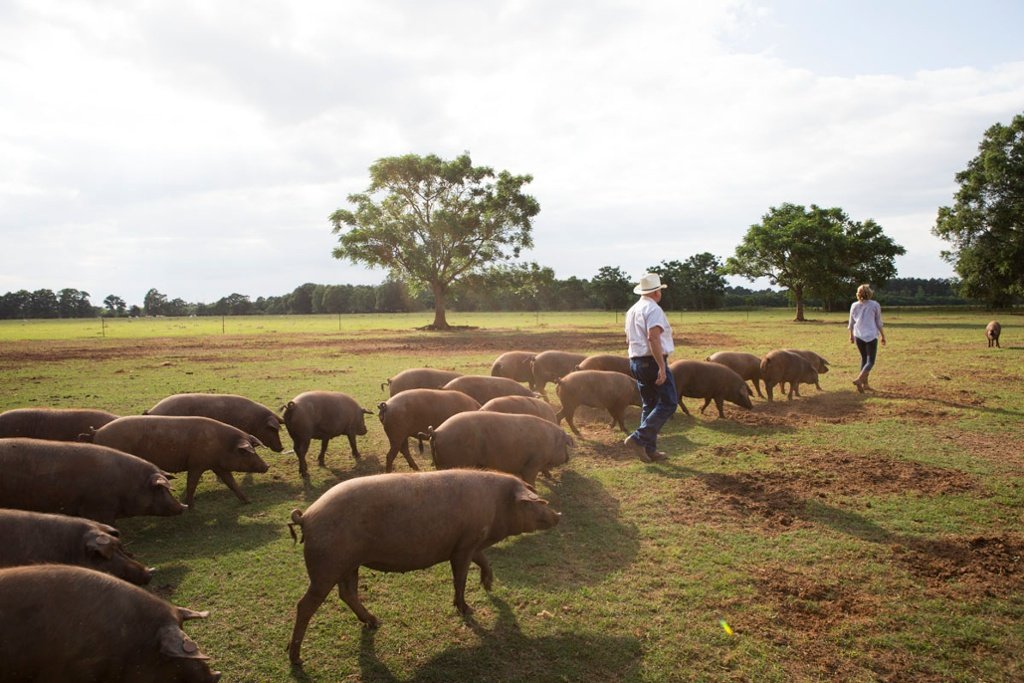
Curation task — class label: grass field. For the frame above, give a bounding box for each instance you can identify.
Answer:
[2,309,1022,682]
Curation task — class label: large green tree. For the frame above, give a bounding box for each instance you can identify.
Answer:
[724,203,904,321]
[933,112,1024,307]
[330,152,540,329]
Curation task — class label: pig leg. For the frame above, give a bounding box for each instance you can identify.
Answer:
[288,581,334,664]
[294,438,311,477]
[556,404,582,436]
[399,439,419,471]
[450,551,476,615]
[316,439,331,467]
[610,406,629,433]
[184,469,205,507]
[699,398,712,414]
[752,380,764,398]
[472,550,494,590]
[765,383,774,402]
[714,398,725,418]
[337,568,379,628]
[346,434,361,460]
[212,468,251,503]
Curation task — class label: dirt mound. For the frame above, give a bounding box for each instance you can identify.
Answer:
[892,534,1024,595]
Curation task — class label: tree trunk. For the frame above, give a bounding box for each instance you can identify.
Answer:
[794,285,806,322]
[431,282,450,330]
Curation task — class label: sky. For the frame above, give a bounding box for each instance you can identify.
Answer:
[2,0,1023,307]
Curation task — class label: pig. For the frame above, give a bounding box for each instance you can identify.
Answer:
[490,351,537,388]
[987,320,1001,348]
[0,438,186,525]
[423,411,573,485]
[705,351,764,398]
[783,349,830,391]
[576,353,632,376]
[480,395,559,424]
[531,350,588,395]
[286,470,560,663]
[377,388,481,472]
[382,367,462,397]
[759,350,820,402]
[0,508,152,585]
[441,375,538,404]
[554,370,642,435]
[669,360,754,418]
[146,392,285,452]
[282,391,373,477]
[87,415,269,507]
[0,565,220,682]
[0,407,118,441]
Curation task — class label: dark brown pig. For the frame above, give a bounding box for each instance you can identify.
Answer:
[0,438,185,525]
[0,407,118,441]
[286,470,560,663]
[88,415,269,507]
[554,370,641,435]
[382,367,462,397]
[760,350,819,401]
[576,353,632,376]
[423,412,572,485]
[146,392,285,452]
[669,360,753,418]
[783,349,830,390]
[705,351,764,398]
[0,565,220,682]
[987,320,1001,348]
[0,509,152,585]
[441,375,538,404]
[377,389,481,472]
[283,391,373,477]
[490,351,537,388]
[480,395,558,424]
[531,350,588,395]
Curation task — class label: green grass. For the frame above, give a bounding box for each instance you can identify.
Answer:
[2,309,1023,681]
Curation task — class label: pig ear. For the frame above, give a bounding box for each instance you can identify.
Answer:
[158,625,211,661]
[177,607,210,621]
[85,531,116,558]
[267,415,282,431]
[150,473,172,490]
[517,490,548,505]
[240,436,261,451]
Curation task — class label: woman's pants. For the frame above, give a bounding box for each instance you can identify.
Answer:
[855,337,878,373]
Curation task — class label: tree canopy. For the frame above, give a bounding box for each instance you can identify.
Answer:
[330,152,540,329]
[933,112,1024,307]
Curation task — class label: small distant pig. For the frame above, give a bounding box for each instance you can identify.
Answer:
[480,395,559,424]
[146,392,285,452]
[531,350,588,395]
[0,565,220,682]
[760,350,819,401]
[88,415,269,507]
[441,375,538,404]
[490,351,537,388]
[423,411,572,485]
[705,351,764,398]
[377,388,481,472]
[0,407,118,441]
[381,368,462,397]
[576,354,632,376]
[986,320,1001,348]
[0,438,185,525]
[282,391,373,477]
[669,360,753,418]
[286,470,560,663]
[782,349,830,390]
[0,509,152,585]
[554,370,642,435]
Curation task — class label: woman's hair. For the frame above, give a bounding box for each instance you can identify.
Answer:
[856,284,874,301]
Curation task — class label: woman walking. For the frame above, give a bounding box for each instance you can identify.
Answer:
[848,284,886,392]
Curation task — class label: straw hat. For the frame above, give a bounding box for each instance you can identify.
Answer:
[633,272,668,295]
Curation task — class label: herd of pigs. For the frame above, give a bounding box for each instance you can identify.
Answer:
[0,345,832,680]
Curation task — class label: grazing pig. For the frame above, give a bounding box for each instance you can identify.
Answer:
[490,351,537,388]
[0,438,186,525]
[705,351,764,398]
[88,415,269,507]
[554,370,642,435]
[987,320,1001,348]
[282,391,373,477]
[146,392,285,452]
[531,350,588,395]
[441,375,538,404]
[759,350,819,402]
[480,395,559,424]
[286,470,560,662]
[0,565,220,682]
[0,509,153,585]
[377,389,481,472]
[382,367,462,397]
[0,407,118,441]
[783,349,830,390]
[576,353,632,376]
[669,360,753,418]
[423,412,573,485]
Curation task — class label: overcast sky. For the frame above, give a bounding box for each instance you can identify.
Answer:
[2,0,1023,306]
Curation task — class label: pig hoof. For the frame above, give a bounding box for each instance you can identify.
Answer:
[362,617,381,629]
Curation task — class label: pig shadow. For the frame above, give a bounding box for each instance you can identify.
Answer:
[116,505,282,563]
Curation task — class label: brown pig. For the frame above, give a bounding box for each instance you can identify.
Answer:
[705,351,764,398]
[554,370,642,435]
[490,351,537,388]
[576,353,632,376]
[377,388,481,472]
[531,350,588,395]
[480,395,559,424]
[88,415,269,507]
[0,438,186,525]
[146,392,285,452]
[669,360,754,418]
[0,508,153,585]
[987,320,1001,348]
[382,367,462,397]
[783,349,830,390]
[423,411,573,486]
[760,350,819,401]
[0,565,220,682]
[283,391,373,477]
[0,407,118,441]
[441,375,538,404]
[286,470,560,663]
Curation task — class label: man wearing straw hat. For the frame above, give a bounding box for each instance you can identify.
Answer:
[623,272,677,462]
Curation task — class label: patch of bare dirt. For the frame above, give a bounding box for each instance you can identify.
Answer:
[892,534,1024,596]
